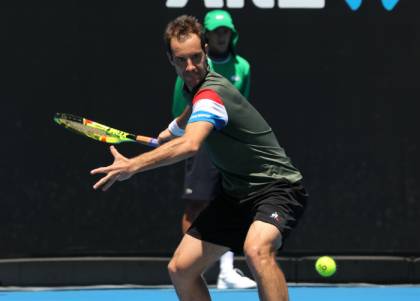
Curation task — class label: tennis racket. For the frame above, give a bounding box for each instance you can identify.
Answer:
[53,113,159,147]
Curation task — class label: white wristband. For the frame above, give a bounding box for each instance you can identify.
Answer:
[168,119,185,136]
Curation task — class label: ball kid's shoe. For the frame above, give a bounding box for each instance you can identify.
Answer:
[216,268,257,289]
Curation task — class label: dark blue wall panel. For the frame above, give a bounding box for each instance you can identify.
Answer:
[1,1,419,257]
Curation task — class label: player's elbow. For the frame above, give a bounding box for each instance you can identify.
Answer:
[182,138,201,156]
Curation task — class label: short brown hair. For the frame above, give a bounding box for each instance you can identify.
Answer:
[164,15,206,57]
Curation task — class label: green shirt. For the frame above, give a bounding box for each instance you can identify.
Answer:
[186,71,303,198]
[172,54,251,118]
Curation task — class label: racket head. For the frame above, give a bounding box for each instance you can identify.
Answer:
[53,113,135,144]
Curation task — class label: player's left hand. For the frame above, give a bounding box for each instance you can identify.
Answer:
[90,146,134,191]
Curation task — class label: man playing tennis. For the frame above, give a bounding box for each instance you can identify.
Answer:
[91,15,307,301]
[172,9,255,289]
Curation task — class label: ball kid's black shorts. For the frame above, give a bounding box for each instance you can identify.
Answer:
[182,146,221,202]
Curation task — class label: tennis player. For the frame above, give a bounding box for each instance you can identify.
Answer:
[171,10,255,289]
[91,15,307,301]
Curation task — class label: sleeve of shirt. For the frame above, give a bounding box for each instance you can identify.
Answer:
[188,88,228,130]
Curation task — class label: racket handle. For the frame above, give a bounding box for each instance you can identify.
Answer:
[148,138,159,148]
[136,135,159,148]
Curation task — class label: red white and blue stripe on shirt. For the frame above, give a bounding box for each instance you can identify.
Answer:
[188,89,228,130]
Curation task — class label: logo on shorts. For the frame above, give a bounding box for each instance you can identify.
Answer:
[185,188,193,194]
[270,212,280,223]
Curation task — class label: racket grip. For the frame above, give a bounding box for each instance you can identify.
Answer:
[149,138,159,148]
[135,135,159,147]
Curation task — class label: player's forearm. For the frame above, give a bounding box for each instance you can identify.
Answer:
[130,136,199,173]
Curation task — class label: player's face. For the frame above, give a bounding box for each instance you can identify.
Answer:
[169,34,208,91]
[205,27,232,55]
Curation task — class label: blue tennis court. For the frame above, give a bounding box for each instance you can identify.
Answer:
[1,286,419,301]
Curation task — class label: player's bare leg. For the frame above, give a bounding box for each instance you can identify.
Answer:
[244,221,287,301]
[168,234,229,301]
[181,200,209,233]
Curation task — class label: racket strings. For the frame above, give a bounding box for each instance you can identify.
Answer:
[54,113,134,144]
[62,120,108,138]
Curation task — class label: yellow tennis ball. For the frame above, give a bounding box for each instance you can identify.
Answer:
[315,256,336,277]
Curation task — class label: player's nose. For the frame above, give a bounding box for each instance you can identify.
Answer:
[185,58,196,72]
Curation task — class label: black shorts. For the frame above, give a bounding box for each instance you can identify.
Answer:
[182,147,221,201]
[187,180,308,253]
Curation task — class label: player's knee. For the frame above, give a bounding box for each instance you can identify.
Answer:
[168,258,182,279]
[167,257,193,280]
[243,242,276,268]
